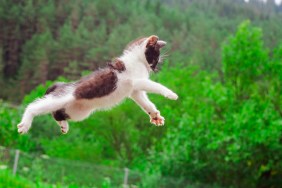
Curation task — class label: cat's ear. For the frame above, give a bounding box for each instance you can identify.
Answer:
[146,35,166,49]
[146,35,159,47]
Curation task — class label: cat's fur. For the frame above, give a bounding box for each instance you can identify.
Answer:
[17,35,178,134]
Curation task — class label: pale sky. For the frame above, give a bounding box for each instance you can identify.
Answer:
[244,0,282,5]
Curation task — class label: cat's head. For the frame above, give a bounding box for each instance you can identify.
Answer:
[125,35,167,72]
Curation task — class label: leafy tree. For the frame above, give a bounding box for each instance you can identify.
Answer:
[222,20,268,99]
[144,21,282,188]
[19,30,54,97]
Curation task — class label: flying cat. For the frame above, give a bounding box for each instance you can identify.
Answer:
[17,35,178,134]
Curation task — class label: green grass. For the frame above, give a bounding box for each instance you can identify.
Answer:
[0,169,35,188]
[0,169,111,188]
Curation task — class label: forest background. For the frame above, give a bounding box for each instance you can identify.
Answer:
[0,0,281,187]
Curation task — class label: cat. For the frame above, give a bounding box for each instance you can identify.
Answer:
[17,35,178,134]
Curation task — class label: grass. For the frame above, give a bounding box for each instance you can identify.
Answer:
[0,169,36,188]
[0,169,112,188]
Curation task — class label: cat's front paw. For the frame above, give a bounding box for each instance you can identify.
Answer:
[17,122,31,134]
[149,112,165,126]
[164,91,178,100]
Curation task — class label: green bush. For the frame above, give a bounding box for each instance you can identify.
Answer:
[144,21,282,188]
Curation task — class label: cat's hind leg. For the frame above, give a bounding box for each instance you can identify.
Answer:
[52,109,70,134]
[17,95,74,134]
[55,121,69,134]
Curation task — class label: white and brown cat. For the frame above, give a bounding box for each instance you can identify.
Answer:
[17,35,178,134]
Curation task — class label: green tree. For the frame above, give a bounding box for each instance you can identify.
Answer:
[222,20,268,99]
[19,30,54,97]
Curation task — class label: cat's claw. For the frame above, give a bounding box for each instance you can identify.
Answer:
[17,122,30,134]
[61,127,68,134]
[150,112,165,126]
[58,121,69,134]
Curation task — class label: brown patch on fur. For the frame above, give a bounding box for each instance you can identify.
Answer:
[108,59,126,73]
[45,84,57,95]
[146,35,159,47]
[125,37,146,50]
[45,82,70,96]
[53,108,70,121]
[74,68,117,99]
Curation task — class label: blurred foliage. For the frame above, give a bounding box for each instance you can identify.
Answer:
[143,20,282,188]
[0,170,35,188]
[0,0,282,187]
[0,0,282,102]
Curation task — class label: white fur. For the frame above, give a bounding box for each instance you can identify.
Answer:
[17,37,178,134]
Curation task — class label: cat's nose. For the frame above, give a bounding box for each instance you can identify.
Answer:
[157,40,166,48]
